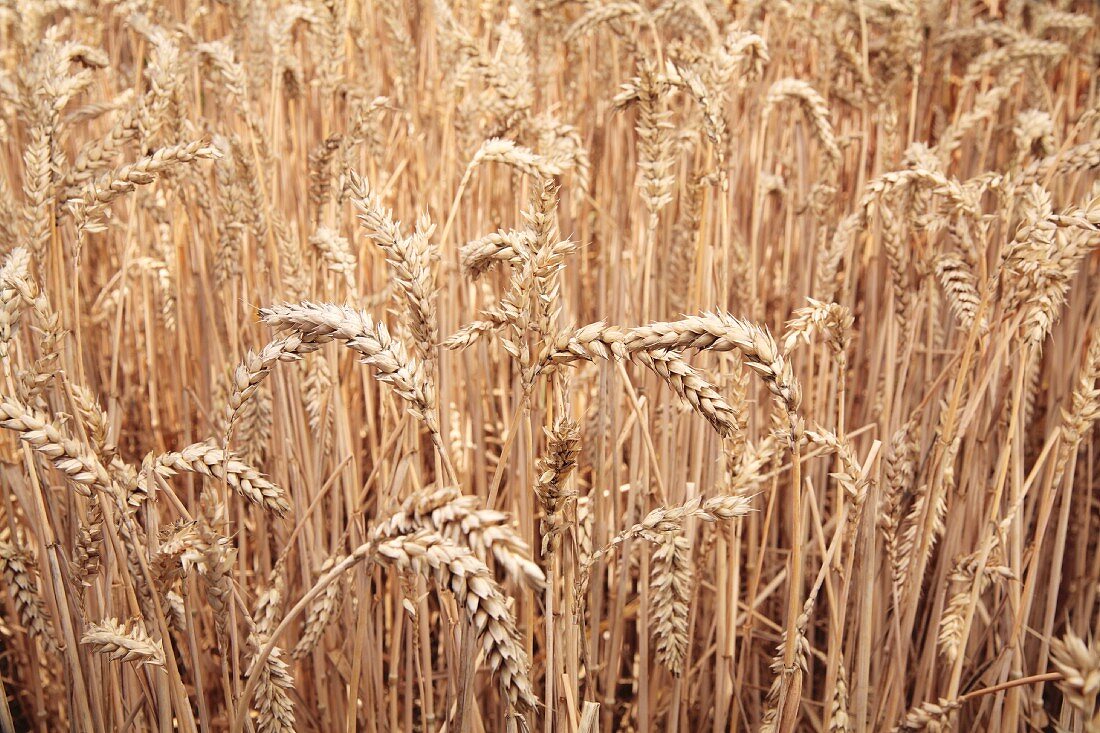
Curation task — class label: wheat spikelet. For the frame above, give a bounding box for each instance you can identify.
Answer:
[227,133,269,241]
[148,441,289,515]
[346,171,438,361]
[248,634,296,733]
[534,416,581,555]
[881,420,917,595]
[303,354,335,450]
[62,103,141,194]
[897,429,956,595]
[530,113,591,195]
[1003,186,1099,345]
[815,211,862,301]
[71,499,104,588]
[1033,6,1094,37]
[381,486,545,589]
[935,86,1014,160]
[828,665,854,732]
[227,334,323,430]
[270,212,308,301]
[1018,140,1100,186]
[67,140,221,234]
[463,21,533,129]
[538,323,740,435]
[806,428,866,510]
[62,94,132,130]
[586,494,753,572]
[936,20,1022,47]
[162,590,186,634]
[861,167,979,222]
[194,40,249,102]
[704,29,769,92]
[468,137,564,180]
[461,229,536,278]
[81,618,165,666]
[0,247,31,355]
[663,60,727,170]
[5,273,64,403]
[0,396,113,496]
[1058,326,1100,485]
[616,312,803,420]
[293,556,345,659]
[0,541,55,652]
[253,580,283,638]
[640,348,739,436]
[935,253,984,332]
[128,16,183,146]
[442,315,508,351]
[181,506,236,641]
[1050,632,1100,725]
[152,519,201,587]
[69,385,115,460]
[232,383,272,466]
[309,226,358,289]
[308,134,343,214]
[1013,109,1056,162]
[269,4,321,98]
[260,301,439,436]
[615,62,676,223]
[650,530,692,675]
[376,530,538,722]
[20,122,52,266]
[763,78,841,173]
[759,612,810,733]
[213,147,245,287]
[314,0,347,96]
[961,38,1067,87]
[564,3,650,43]
[937,545,1013,663]
[783,298,853,363]
[892,698,961,732]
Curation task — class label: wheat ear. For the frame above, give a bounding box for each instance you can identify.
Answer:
[148,441,289,516]
[0,396,113,496]
[259,301,439,436]
[0,541,56,652]
[651,530,692,675]
[379,486,546,590]
[247,634,296,733]
[377,530,539,722]
[81,618,165,667]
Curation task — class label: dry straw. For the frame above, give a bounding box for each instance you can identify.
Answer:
[2,3,1099,732]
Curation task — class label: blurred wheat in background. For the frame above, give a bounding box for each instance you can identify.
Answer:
[0,0,1099,731]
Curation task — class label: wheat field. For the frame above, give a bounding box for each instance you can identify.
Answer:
[0,0,1099,731]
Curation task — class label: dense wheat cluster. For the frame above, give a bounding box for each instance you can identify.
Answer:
[1,0,1100,731]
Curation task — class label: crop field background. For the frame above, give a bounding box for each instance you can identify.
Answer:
[0,0,1099,731]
